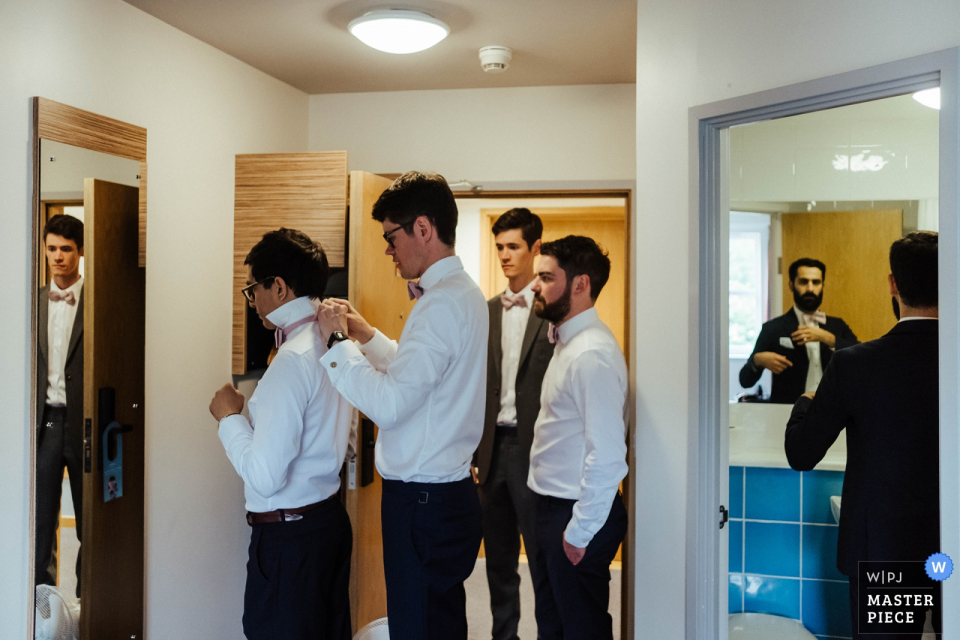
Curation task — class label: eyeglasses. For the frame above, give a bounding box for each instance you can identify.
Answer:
[382,220,415,249]
[241,277,275,302]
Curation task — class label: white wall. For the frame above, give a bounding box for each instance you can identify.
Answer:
[633,1,960,638]
[309,84,636,182]
[0,1,308,637]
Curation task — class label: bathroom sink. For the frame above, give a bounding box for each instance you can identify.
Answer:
[830,496,841,523]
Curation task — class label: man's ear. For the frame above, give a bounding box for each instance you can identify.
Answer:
[788,279,796,292]
[888,273,899,297]
[415,215,432,242]
[273,276,290,300]
[531,238,542,256]
[78,246,85,258]
[574,273,591,297]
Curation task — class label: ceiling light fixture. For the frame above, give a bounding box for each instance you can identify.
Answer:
[348,9,449,54]
[913,87,941,110]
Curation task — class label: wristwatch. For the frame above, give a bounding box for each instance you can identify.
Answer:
[327,331,348,349]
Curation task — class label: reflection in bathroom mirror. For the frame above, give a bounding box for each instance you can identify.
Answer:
[35,139,139,637]
[725,92,940,639]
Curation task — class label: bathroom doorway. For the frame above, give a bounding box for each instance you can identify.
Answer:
[691,49,960,640]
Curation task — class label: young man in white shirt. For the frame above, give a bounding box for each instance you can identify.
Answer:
[527,235,628,640]
[474,208,554,640]
[36,214,85,595]
[316,172,487,640]
[208,229,353,640]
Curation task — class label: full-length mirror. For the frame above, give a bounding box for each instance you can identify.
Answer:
[33,99,146,640]
[725,92,941,638]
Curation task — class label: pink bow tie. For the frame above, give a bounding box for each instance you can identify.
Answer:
[803,311,827,325]
[49,290,76,305]
[547,323,561,344]
[274,315,316,349]
[407,281,424,301]
[501,292,527,310]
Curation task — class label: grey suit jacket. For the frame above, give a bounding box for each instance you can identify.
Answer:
[37,284,84,446]
[474,294,554,485]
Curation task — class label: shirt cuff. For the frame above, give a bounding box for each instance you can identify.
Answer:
[319,338,364,383]
[563,516,594,549]
[357,329,395,371]
[218,413,252,447]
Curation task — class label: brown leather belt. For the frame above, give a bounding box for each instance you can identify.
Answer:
[245,495,336,525]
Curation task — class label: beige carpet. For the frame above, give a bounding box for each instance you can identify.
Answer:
[465,558,622,640]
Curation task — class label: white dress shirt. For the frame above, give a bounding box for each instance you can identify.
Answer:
[527,307,628,548]
[793,306,823,392]
[46,277,83,406]
[219,296,353,512]
[320,256,488,483]
[497,281,535,426]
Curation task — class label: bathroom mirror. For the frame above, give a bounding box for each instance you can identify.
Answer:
[32,98,146,640]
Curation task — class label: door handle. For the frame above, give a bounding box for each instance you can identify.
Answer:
[360,417,375,487]
[719,505,729,529]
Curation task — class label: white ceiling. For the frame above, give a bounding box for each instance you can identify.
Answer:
[123,0,638,94]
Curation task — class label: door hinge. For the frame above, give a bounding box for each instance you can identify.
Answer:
[719,505,729,529]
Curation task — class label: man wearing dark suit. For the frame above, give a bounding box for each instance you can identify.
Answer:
[785,232,940,639]
[473,209,554,640]
[739,258,859,403]
[36,214,85,596]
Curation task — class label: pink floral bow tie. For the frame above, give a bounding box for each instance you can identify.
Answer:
[274,315,316,349]
[407,281,424,301]
[49,290,76,305]
[501,292,527,310]
[547,323,561,344]
[803,311,827,325]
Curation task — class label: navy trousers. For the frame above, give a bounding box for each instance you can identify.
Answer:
[381,477,484,640]
[242,497,352,640]
[533,492,627,640]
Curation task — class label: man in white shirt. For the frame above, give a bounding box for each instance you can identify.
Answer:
[208,228,353,640]
[527,235,628,640]
[316,172,487,640]
[36,214,85,595]
[474,208,554,640]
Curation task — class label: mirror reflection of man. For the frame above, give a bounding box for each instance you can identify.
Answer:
[473,208,554,640]
[739,258,859,404]
[785,232,940,638]
[36,214,85,597]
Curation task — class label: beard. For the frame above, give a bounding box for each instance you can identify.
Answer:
[793,289,823,313]
[534,281,573,323]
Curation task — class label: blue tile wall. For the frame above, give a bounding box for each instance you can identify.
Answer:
[745,467,800,521]
[729,466,850,639]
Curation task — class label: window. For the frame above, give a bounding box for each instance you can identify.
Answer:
[729,212,770,359]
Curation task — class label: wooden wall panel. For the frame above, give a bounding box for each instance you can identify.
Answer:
[139,162,147,267]
[37,98,146,162]
[781,210,903,343]
[232,152,348,374]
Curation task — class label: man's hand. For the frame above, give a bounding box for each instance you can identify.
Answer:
[209,384,244,422]
[792,326,836,348]
[317,299,350,345]
[319,298,375,344]
[754,351,793,374]
[802,391,816,400]
[563,534,586,565]
[471,465,479,484]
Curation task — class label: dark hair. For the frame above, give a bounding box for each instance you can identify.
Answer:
[244,228,329,299]
[371,171,458,247]
[491,208,543,249]
[43,214,84,250]
[788,258,826,282]
[539,235,611,301]
[890,231,938,308]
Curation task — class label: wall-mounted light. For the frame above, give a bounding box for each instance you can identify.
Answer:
[348,10,449,54]
[913,87,941,110]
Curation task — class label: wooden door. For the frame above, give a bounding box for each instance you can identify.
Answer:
[781,210,902,342]
[345,171,414,632]
[80,179,144,639]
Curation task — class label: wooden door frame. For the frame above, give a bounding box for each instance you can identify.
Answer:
[456,186,635,640]
[690,48,960,639]
[30,98,147,640]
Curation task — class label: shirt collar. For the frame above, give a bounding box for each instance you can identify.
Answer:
[899,316,938,323]
[504,279,536,303]
[418,255,463,291]
[793,305,820,324]
[266,296,316,331]
[51,276,84,296]
[556,307,599,344]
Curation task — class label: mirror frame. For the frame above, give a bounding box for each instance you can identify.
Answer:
[30,97,146,638]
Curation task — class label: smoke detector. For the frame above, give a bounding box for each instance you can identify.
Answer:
[479,46,512,73]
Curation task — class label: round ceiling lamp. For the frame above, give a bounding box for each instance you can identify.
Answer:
[913,87,941,110]
[348,10,449,54]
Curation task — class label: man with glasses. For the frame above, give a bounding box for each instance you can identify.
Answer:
[316,172,487,640]
[209,228,354,640]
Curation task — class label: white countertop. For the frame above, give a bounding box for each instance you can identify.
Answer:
[728,402,846,471]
